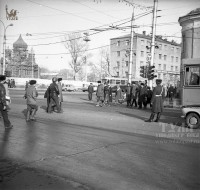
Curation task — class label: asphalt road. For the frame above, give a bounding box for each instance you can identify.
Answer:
[0,89,199,190]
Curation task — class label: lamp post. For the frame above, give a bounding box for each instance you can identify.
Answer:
[0,20,13,74]
[83,32,90,82]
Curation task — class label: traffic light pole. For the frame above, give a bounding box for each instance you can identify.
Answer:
[128,6,135,84]
[149,0,158,89]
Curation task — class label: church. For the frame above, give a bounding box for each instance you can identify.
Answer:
[4,34,39,78]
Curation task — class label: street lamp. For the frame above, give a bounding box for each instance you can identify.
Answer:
[83,32,90,82]
[0,20,13,74]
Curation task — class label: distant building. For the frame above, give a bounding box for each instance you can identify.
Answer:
[3,34,39,78]
[110,31,181,86]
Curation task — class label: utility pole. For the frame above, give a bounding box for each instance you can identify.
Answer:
[149,0,158,88]
[128,6,135,84]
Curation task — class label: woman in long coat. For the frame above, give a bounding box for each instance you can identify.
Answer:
[145,79,165,122]
[115,84,122,104]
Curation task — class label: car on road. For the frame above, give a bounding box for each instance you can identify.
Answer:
[181,105,200,129]
[62,84,77,92]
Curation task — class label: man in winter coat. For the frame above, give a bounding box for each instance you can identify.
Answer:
[125,83,131,107]
[0,75,13,129]
[88,83,94,101]
[145,79,165,122]
[48,77,61,113]
[25,80,38,121]
[138,83,147,109]
[96,81,104,107]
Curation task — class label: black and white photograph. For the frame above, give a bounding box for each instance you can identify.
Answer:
[0,0,200,189]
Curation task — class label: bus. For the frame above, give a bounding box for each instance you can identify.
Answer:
[101,77,147,86]
[101,77,128,86]
[181,61,200,128]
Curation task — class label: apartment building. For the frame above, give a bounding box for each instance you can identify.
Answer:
[110,32,181,86]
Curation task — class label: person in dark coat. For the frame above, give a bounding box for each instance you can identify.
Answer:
[88,83,94,101]
[104,82,112,106]
[145,79,165,122]
[0,75,13,129]
[47,77,61,113]
[146,86,153,108]
[138,83,147,109]
[125,83,131,107]
[168,84,174,101]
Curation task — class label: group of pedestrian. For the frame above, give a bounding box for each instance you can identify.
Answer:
[88,79,164,123]
[7,79,16,88]
[44,77,63,114]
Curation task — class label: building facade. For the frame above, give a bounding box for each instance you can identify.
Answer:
[3,34,39,78]
[110,32,181,86]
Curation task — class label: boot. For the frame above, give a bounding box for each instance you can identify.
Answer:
[154,113,161,122]
[30,109,37,121]
[26,110,31,121]
[145,113,155,122]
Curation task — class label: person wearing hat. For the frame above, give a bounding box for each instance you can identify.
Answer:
[48,77,61,113]
[25,80,38,121]
[0,75,13,129]
[57,78,63,111]
[96,81,104,107]
[145,79,165,122]
[138,83,147,109]
[88,83,94,101]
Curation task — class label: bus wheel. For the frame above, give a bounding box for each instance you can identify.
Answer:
[186,113,200,129]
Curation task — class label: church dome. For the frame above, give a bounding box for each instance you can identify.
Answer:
[13,34,28,49]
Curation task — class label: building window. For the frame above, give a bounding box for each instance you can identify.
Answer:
[141,51,144,57]
[117,51,120,57]
[117,41,120,46]
[159,54,162,59]
[163,74,166,80]
[158,73,161,79]
[176,48,179,53]
[117,72,119,77]
[141,40,144,46]
[185,66,200,86]
[125,40,129,46]
[176,57,178,62]
[164,55,167,61]
[158,64,161,70]
[171,47,174,51]
[159,44,162,50]
[171,66,173,71]
[117,61,120,68]
[163,64,166,71]
[125,61,129,67]
[171,56,174,63]
[164,45,167,50]
[125,71,128,78]
[175,66,178,71]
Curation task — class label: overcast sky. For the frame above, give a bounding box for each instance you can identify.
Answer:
[0,0,200,71]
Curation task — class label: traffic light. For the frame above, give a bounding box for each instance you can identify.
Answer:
[147,66,157,80]
[140,66,147,78]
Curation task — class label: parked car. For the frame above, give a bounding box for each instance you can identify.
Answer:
[62,84,77,92]
[181,105,200,129]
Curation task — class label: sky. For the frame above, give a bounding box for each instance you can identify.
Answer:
[0,0,200,71]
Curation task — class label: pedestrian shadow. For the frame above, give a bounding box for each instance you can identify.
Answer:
[117,111,146,121]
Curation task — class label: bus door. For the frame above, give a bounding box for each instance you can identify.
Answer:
[182,64,200,106]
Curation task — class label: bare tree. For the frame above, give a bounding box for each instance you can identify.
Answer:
[63,33,88,80]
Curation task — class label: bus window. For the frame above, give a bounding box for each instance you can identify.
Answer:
[110,79,116,85]
[185,66,200,86]
[121,80,126,85]
[102,79,107,84]
[116,80,120,84]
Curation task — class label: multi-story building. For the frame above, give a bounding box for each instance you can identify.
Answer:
[110,31,181,86]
